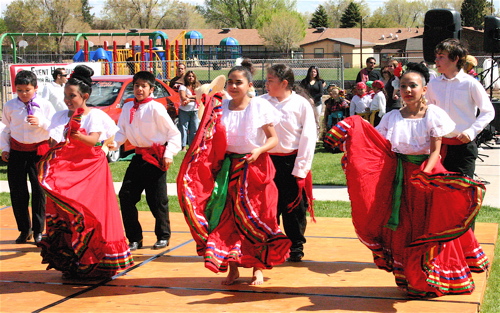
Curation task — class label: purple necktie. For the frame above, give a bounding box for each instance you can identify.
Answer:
[24,96,40,115]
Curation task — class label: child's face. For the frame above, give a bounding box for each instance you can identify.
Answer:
[134,79,154,101]
[226,70,252,100]
[356,88,366,95]
[399,72,427,106]
[435,50,458,75]
[329,88,339,97]
[64,84,88,112]
[265,72,286,98]
[16,84,37,103]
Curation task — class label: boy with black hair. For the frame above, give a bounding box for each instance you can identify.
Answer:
[112,71,181,250]
[1,70,55,244]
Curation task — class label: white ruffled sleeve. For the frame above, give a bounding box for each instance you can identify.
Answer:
[48,111,70,143]
[426,104,455,138]
[86,109,119,141]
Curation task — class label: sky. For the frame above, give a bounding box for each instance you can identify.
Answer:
[0,0,388,18]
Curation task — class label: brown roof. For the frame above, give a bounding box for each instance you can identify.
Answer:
[84,27,422,47]
[303,27,421,46]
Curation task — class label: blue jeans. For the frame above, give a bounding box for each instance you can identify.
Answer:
[177,109,199,148]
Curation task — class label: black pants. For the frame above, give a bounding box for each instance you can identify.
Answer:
[270,154,308,257]
[119,154,170,243]
[443,141,478,231]
[7,149,46,234]
[443,141,478,178]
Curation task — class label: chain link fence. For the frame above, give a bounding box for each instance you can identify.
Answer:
[1,57,344,111]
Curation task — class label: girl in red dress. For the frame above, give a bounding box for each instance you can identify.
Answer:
[325,63,489,298]
[38,65,133,278]
[178,66,291,285]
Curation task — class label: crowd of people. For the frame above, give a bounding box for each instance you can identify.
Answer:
[0,38,496,298]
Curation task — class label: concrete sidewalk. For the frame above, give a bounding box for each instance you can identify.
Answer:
[0,140,498,207]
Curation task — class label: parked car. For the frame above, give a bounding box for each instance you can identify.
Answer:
[87,75,180,162]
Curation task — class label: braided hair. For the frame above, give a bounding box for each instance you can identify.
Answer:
[68,65,94,95]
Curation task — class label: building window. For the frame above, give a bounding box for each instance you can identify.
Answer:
[314,48,324,58]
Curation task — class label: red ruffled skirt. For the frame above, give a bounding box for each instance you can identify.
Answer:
[324,116,489,298]
[177,93,291,273]
[38,124,133,278]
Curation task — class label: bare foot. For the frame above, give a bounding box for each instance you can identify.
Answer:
[221,262,239,285]
[250,267,264,285]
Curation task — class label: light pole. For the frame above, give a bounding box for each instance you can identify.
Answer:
[360,16,363,68]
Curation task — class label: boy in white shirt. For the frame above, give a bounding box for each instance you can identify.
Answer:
[426,39,494,178]
[112,71,181,251]
[1,70,55,244]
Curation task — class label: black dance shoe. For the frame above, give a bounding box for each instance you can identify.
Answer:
[128,240,143,251]
[15,231,33,244]
[153,240,169,249]
[34,233,43,244]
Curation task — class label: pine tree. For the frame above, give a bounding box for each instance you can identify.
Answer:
[81,0,94,27]
[461,0,487,28]
[340,2,362,28]
[310,5,330,28]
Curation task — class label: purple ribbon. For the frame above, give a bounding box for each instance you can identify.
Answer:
[24,96,40,116]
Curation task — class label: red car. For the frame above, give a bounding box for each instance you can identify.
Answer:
[87,75,180,162]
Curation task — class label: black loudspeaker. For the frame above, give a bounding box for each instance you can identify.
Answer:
[423,9,462,63]
[484,16,500,53]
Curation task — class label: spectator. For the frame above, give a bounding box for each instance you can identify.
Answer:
[356,57,382,83]
[300,66,325,126]
[40,68,68,112]
[169,63,186,92]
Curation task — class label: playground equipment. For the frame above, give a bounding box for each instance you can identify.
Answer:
[0,31,188,79]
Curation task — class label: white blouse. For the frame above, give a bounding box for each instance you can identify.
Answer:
[49,109,119,143]
[221,97,281,154]
[178,85,197,112]
[376,104,455,155]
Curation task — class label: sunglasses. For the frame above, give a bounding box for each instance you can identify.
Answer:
[382,71,389,74]
[60,74,68,77]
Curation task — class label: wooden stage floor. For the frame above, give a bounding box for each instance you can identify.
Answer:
[0,206,497,313]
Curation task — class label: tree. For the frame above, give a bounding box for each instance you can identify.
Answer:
[101,0,170,29]
[310,5,330,28]
[4,0,90,53]
[157,2,209,29]
[324,0,368,28]
[366,8,401,27]
[340,2,362,28]
[366,0,427,28]
[257,10,306,55]
[0,19,7,34]
[199,0,296,29]
[461,0,488,28]
[428,0,461,11]
[81,0,94,27]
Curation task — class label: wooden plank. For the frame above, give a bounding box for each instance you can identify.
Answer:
[0,209,495,313]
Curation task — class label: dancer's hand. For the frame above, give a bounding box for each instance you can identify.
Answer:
[1,151,9,162]
[456,132,471,143]
[163,157,173,170]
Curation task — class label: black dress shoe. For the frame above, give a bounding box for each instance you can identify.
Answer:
[34,233,43,244]
[153,239,169,249]
[15,231,33,244]
[287,253,303,262]
[128,241,143,251]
